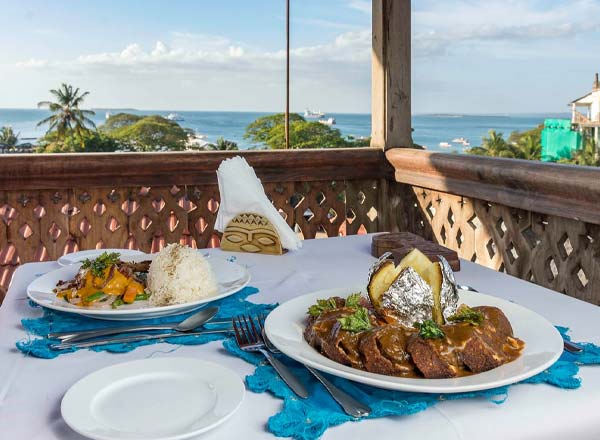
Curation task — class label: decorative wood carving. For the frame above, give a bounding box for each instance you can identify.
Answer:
[390,183,600,305]
[221,213,283,255]
[0,178,381,300]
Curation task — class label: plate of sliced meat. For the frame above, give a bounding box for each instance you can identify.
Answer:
[264,285,563,393]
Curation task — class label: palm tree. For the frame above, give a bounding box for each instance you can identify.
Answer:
[0,126,19,148]
[467,130,515,157]
[204,137,239,151]
[37,83,96,139]
[560,137,599,167]
[513,134,541,160]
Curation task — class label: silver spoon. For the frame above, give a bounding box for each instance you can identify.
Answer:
[48,306,230,343]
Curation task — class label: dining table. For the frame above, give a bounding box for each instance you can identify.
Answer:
[1,234,599,439]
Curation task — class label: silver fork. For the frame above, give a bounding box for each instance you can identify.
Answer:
[258,314,371,418]
[232,314,309,399]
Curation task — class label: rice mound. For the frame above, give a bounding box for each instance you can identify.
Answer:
[147,243,218,306]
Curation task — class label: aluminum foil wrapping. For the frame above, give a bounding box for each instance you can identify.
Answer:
[367,252,394,284]
[439,255,459,320]
[381,267,435,327]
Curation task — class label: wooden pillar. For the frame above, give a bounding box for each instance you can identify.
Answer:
[371,0,412,150]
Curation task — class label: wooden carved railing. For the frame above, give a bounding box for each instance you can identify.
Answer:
[386,149,600,305]
[0,149,392,300]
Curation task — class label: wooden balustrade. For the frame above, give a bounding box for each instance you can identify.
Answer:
[2,146,600,306]
[386,149,600,305]
[0,149,392,300]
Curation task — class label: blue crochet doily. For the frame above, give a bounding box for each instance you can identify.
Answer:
[223,326,600,440]
[17,286,275,359]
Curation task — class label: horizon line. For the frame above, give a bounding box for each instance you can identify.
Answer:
[0,107,571,117]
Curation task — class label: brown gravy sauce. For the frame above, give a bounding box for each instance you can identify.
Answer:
[306,306,524,379]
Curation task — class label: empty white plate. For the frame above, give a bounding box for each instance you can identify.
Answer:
[61,358,245,440]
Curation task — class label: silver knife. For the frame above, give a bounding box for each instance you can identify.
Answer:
[50,328,231,350]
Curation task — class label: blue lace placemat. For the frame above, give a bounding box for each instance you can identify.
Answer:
[223,326,600,440]
[17,286,275,359]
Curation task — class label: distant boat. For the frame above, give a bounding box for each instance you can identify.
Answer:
[318,117,336,126]
[451,137,470,146]
[439,142,452,148]
[166,113,184,121]
[105,111,111,120]
[304,108,325,118]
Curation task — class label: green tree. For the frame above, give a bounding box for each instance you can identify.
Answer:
[513,134,541,160]
[0,126,19,148]
[271,121,350,149]
[101,113,142,131]
[559,137,599,166]
[508,124,542,147]
[101,114,188,151]
[466,130,515,157]
[244,113,352,149]
[37,130,121,153]
[244,113,305,145]
[204,137,239,151]
[37,83,96,139]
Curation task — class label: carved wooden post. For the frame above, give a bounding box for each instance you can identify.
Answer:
[371,0,412,150]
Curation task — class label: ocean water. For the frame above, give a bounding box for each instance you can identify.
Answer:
[0,109,570,152]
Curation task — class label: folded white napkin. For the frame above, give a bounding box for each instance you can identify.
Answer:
[215,156,302,251]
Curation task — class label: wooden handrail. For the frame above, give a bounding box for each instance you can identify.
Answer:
[0,148,392,190]
[386,148,600,224]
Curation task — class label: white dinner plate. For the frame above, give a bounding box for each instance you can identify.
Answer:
[58,249,146,267]
[61,358,244,440]
[265,286,564,393]
[27,254,251,321]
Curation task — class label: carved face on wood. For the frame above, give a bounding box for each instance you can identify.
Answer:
[221,213,283,255]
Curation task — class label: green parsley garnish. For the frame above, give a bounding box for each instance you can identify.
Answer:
[111,298,125,309]
[134,293,149,301]
[307,292,363,317]
[337,306,372,332]
[344,292,362,308]
[415,319,445,339]
[447,305,485,326]
[308,297,339,317]
[81,252,121,278]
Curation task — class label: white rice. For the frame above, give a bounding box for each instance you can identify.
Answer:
[147,244,218,306]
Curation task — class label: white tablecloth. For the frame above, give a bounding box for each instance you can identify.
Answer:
[1,235,599,439]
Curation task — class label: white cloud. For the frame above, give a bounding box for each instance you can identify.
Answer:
[11,29,372,112]
[413,0,600,56]
[15,58,48,68]
[347,0,370,14]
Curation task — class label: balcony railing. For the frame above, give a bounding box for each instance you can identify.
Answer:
[2,148,600,306]
[0,149,390,300]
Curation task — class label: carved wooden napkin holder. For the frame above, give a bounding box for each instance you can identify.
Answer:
[220,212,284,255]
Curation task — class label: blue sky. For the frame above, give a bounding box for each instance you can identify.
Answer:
[1,0,599,113]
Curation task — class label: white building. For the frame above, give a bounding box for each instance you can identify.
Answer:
[571,73,600,143]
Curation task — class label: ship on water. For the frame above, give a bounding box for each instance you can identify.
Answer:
[304,108,325,118]
[166,112,185,121]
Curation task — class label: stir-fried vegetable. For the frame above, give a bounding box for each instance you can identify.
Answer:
[54,252,150,308]
[81,252,120,278]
